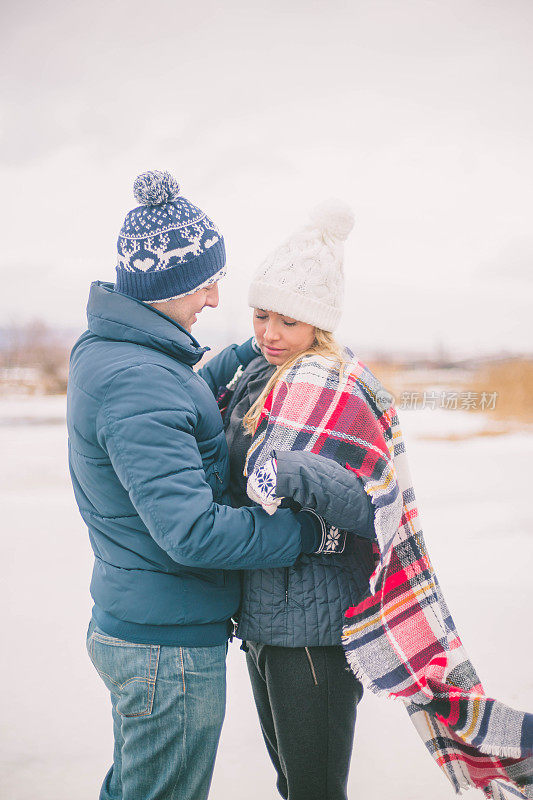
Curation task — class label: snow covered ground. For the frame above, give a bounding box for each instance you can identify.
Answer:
[1,395,531,800]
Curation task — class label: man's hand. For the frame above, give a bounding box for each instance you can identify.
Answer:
[299,508,347,555]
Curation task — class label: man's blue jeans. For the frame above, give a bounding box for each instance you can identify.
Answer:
[86,620,226,800]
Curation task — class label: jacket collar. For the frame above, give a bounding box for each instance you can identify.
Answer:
[86,281,209,367]
[243,357,276,399]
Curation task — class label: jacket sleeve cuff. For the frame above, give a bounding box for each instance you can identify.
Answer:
[234,337,260,368]
[356,500,376,540]
[297,510,322,554]
[297,509,324,555]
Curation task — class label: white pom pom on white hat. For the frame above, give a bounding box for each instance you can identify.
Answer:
[248,199,355,332]
[308,199,355,242]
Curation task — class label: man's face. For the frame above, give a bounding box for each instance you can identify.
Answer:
[149,283,219,331]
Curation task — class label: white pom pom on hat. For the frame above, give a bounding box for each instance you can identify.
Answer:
[248,199,355,332]
[308,198,355,242]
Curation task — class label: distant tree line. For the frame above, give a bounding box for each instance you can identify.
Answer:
[0,321,70,394]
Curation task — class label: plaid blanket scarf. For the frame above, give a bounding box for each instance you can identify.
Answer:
[244,353,532,799]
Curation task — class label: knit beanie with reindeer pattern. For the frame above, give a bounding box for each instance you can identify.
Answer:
[115,170,226,302]
[248,199,355,332]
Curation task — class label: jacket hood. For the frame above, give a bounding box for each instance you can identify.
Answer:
[86,281,209,366]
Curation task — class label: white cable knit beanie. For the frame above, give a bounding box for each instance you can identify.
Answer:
[248,199,355,332]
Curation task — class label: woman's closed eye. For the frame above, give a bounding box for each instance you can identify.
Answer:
[254,311,296,326]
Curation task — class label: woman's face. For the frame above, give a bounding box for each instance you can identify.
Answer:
[252,309,316,366]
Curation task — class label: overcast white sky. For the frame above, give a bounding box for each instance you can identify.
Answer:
[1,0,532,355]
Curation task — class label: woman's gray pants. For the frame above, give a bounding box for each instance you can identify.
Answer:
[245,642,363,800]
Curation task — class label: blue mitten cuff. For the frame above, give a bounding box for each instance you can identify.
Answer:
[299,509,347,555]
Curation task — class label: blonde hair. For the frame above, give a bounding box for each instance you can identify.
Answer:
[243,329,347,436]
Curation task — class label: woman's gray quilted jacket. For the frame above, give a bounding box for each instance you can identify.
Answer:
[224,357,376,647]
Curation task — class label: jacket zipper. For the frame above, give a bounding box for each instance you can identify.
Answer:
[213,467,223,484]
[284,567,289,603]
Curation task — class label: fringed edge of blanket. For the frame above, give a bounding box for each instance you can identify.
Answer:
[343,629,532,800]
[484,779,533,799]
[343,630,531,761]
[341,635,400,700]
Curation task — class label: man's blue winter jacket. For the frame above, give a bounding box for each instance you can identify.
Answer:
[67,282,313,647]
